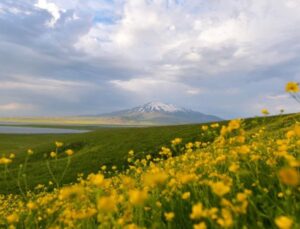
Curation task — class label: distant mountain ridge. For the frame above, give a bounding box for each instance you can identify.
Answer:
[97,101,222,124]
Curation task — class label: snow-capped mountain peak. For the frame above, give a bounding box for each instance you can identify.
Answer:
[134,102,185,113]
[97,101,222,124]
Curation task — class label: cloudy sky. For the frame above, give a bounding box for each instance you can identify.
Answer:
[0,0,299,118]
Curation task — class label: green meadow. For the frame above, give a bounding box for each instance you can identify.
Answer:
[0,112,299,229]
[0,113,298,194]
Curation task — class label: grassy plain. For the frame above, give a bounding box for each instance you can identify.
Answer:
[0,114,298,193]
[0,122,211,193]
[0,113,299,229]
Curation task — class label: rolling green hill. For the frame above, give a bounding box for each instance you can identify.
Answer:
[0,113,298,194]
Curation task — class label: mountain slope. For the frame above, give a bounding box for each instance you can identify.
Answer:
[99,102,222,124]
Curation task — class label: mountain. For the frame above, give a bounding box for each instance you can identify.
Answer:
[97,102,222,125]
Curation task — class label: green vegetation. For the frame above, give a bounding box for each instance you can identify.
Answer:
[0,116,158,126]
[0,123,207,193]
[0,113,299,194]
[0,112,299,229]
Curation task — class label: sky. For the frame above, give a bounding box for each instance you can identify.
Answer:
[0,0,299,119]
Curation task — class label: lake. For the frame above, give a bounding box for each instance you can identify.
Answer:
[0,126,89,134]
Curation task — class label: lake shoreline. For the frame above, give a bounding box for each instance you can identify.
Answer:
[0,125,90,134]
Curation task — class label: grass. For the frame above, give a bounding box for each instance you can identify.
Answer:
[0,116,157,126]
[0,113,299,228]
[0,113,298,194]
[0,123,210,193]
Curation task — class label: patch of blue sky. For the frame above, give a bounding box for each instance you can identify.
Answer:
[93,13,119,24]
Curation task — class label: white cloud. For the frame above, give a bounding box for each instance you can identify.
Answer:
[0,77,92,91]
[0,76,96,102]
[186,88,201,95]
[110,77,202,96]
[267,94,289,100]
[1,0,300,117]
[35,0,61,27]
[184,52,202,62]
[74,0,300,77]
[285,0,300,8]
[0,103,34,111]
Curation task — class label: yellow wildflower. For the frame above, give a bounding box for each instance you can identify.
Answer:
[238,145,250,154]
[286,130,295,139]
[190,203,205,220]
[279,168,300,186]
[159,147,172,157]
[27,149,33,155]
[217,208,233,228]
[236,193,247,202]
[261,109,269,115]
[112,165,117,170]
[6,213,19,224]
[194,222,207,229]
[201,125,208,131]
[220,126,228,136]
[185,142,194,149]
[207,207,218,220]
[179,173,197,184]
[195,141,201,148]
[275,216,293,229]
[156,201,162,208]
[97,195,117,212]
[65,149,74,156]
[128,150,134,156]
[55,141,63,147]
[144,171,168,187]
[278,192,284,198]
[117,218,125,226]
[211,123,219,128]
[171,138,182,145]
[89,173,105,187]
[181,192,191,200]
[129,189,148,205]
[210,182,230,197]
[50,151,56,158]
[236,135,245,143]
[0,157,12,165]
[27,201,37,210]
[59,185,85,200]
[164,212,175,221]
[228,119,241,131]
[285,82,299,93]
[126,224,139,229]
[229,163,239,172]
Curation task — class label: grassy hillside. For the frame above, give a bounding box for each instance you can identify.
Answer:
[0,123,212,193]
[0,113,298,194]
[0,113,299,228]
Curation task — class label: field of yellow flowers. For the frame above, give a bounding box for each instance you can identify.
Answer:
[0,81,299,229]
[0,116,299,229]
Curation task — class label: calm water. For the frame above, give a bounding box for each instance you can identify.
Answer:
[0,126,89,134]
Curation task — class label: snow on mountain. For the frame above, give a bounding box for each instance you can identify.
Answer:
[133,102,185,113]
[97,101,222,124]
